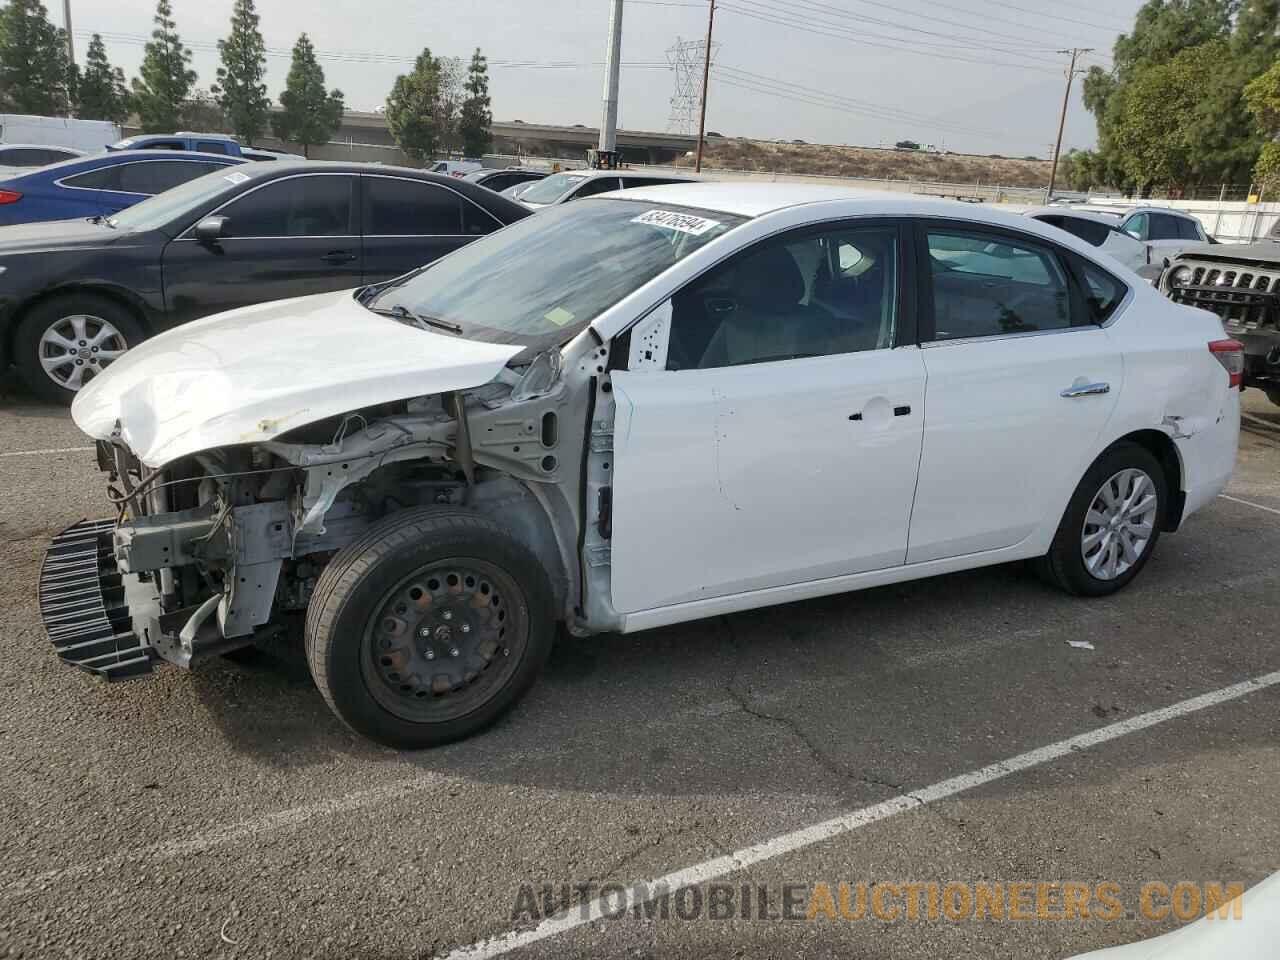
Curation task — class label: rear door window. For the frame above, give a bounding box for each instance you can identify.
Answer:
[574,177,621,198]
[1176,216,1203,240]
[363,176,463,235]
[116,160,223,195]
[61,166,122,190]
[1148,214,1182,241]
[220,175,357,237]
[141,140,185,150]
[197,141,227,154]
[924,228,1078,340]
[1038,214,1110,247]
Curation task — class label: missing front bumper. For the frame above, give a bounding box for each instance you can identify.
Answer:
[38,519,155,681]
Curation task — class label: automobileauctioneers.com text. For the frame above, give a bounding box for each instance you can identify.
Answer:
[512,880,1245,925]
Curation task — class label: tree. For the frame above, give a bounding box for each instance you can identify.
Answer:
[1082,0,1278,194]
[131,0,197,132]
[1245,59,1280,190]
[0,0,72,115]
[458,48,492,158]
[385,48,447,162]
[76,33,129,123]
[214,0,270,144]
[272,34,343,157]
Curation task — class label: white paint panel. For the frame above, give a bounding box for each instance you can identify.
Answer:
[610,347,926,614]
[908,328,1123,563]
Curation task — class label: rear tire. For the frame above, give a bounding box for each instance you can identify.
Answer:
[305,508,555,749]
[14,294,145,405]
[1037,442,1167,597]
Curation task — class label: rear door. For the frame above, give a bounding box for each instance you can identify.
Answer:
[360,174,502,283]
[160,172,362,327]
[907,222,1124,563]
[1146,212,1194,261]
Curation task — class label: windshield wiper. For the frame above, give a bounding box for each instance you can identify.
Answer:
[367,303,463,334]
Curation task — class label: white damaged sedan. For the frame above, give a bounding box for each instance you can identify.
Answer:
[42,184,1241,748]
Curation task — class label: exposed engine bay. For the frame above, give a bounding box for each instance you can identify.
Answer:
[40,342,623,681]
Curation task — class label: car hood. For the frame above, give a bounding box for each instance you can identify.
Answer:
[71,289,523,468]
[1173,240,1280,266]
[0,217,122,254]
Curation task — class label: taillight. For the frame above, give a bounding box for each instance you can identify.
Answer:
[1209,338,1244,389]
[0,190,22,204]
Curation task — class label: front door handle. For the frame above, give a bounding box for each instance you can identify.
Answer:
[1060,381,1110,398]
[321,250,356,264]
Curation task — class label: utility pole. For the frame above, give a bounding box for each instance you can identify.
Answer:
[1047,47,1091,199]
[694,0,716,173]
[62,0,76,118]
[597,0,624,169]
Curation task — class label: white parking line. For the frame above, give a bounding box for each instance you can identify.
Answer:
[436,669,1280,960]
[1219,493,1280,517]
[0,446,94,458]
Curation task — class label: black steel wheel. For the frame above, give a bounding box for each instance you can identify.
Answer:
[306,509,555,748]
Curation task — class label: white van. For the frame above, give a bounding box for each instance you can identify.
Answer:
[429,159,484,178]
[0,114,121,153]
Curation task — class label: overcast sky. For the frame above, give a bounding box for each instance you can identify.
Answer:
[62,0,1148,158]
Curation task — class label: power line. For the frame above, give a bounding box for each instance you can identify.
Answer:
[718,4,1060,72]
[765,0,1068,55]
[76,30,672,70]
[716,64,1009,139]
[774,0,1120,59]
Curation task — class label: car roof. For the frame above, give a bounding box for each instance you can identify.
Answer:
[14,149,243,177]
[0,143,85,153]
[594,181,1036,219]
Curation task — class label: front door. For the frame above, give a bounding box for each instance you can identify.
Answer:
[609,221,926,614]
[161,172,362,328]
[359,175,499,284]
[906,223,1124,563]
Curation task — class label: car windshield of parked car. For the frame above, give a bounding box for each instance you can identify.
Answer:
[366,198,747,350]
[106,167,242,232]
[518,172,588,204]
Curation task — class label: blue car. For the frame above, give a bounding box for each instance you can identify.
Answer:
[0,150,246,226]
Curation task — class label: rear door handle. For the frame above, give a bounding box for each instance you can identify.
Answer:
[1060,381,1110,398]
[321,251,356,264]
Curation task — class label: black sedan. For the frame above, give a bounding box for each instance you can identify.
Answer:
[0,161,530,402]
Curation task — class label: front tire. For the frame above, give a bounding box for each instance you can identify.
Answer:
[1038,442,1167,597]
[305,509,555,749]
[14,294,145,404]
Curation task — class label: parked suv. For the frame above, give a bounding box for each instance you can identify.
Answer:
[1075,205,1209,263]
[1161,221,1280,404]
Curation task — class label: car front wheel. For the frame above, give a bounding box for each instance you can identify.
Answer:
[1038,441,1167,597]
[305,508,556,749]
[14,294,145,404]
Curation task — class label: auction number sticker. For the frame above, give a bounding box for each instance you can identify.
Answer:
[223,171,250,185]
[631,209,722,236]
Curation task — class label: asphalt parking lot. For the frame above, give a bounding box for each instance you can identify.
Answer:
[1,381,1277,960]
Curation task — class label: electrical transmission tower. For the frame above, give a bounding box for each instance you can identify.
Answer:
[666,37,717,135]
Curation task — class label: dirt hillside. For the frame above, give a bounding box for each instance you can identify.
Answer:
[684,138,1052,187]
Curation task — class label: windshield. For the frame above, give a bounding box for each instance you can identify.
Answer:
[518,172,588,205]
[106,166,245,232]
[367,198,746,352]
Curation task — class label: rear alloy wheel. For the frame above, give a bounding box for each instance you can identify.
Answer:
[15,295,145,404]
[1079,468,1158,581]
[305,509,555,748]
[1038,442,1167,597]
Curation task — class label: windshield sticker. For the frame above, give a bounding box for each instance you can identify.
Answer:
[544,306,576,327]
[223,171,250,185]
[631,209,722,236]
